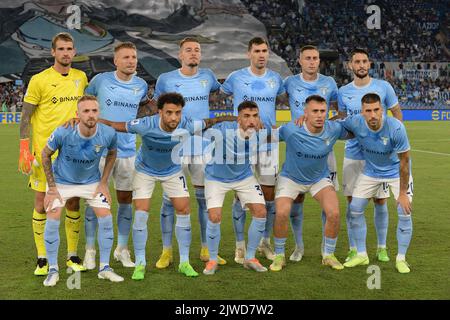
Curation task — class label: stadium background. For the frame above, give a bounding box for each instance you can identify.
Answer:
[0,0,449,300]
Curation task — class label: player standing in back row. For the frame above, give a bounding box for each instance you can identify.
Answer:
[282,45,339,261]
[337,48,406,264]
[220,37,285,263]
[19,32,88,276]
[151,37,227,268]
[82,42,149,270]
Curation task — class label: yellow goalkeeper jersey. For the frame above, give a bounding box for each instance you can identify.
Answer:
[24,66,88,152]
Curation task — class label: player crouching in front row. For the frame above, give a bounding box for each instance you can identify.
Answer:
[41,95,123,287]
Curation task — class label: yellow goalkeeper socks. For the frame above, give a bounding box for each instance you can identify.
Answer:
[65,209,81,257]
[32,209,47,258]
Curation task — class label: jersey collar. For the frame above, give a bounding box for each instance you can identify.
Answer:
[177,69,199,78]
[247,67,267,78]
[114,71,135,84]
[76,124,98,140]
[300,73,319,83]
[51,66,71,78]
[303,122,324,136]
[351,78,372,89]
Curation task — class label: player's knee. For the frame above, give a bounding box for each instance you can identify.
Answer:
[34,193,45,213]
[397,205,412,218]
[133,211,148,230]
[294,194,305,204]
[208,211,222,224]
[261,185,275,201]
[251,205,267,219]
[117,191,132,204]
[47,208,62,220]
[325,208,340,222]
[275,207,290,223]
[374,198,387,205]
[65,197,80,211]
[174,202,190,215]
[349,197,368,215]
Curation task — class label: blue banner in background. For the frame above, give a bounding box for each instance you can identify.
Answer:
[402,110,450,121]
[0,112,21,124]
[2,110,449,124]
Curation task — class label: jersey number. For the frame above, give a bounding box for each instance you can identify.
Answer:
[254,185,263,196]
[179,176,187,190]
[407,181,414,195]
[328,172,337,182]
[98,192,108,204]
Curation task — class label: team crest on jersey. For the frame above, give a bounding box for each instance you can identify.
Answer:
[267,79,276,89]
[325,138,330,146]
[381,136,389,145]
[320,87,328,96]
[133,87,140,95]
[73,79,80,88]
[200,80,208,88]
[94,144,103,153]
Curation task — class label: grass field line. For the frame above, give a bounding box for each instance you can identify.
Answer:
[411,149,450,156]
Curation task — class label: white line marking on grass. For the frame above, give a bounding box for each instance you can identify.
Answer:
[411,149,450,156]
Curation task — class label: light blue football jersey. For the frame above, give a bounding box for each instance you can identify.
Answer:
[85,71,148,158]
[338,78,399,160]
[342,115,410,179]
[221,67,285,127]
[153,68,220,120]
[126,115,203,177]
[204,121,268,183]
[279,121,350,185]
[47,124,117,185]
[283,73,338,119]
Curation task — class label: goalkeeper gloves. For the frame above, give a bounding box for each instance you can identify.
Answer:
[18,138,35,175]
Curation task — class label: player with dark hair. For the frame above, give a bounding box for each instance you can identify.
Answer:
[99,92,235,280]
[151,37,226,268]
[342,93,413,273]
[337,48,408,264]
[202,101,269,275]
[282,45,340,261]
[220,37,286,264]
[270,95,352,272]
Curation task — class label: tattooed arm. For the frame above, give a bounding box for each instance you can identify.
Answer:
[41,146,63,212]
[19,102,36,139]
[203,115,238,130]
[136,98,158,119]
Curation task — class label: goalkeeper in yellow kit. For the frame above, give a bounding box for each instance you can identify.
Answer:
[19,33,88,275]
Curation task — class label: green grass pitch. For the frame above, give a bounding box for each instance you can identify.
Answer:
[0,121,449,299]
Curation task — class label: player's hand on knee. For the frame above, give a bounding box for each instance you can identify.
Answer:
[18,138,35,175]
[45,187,63,213]
[94,182,112,205]
[63,117,80,128]
[397,193,412,215]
